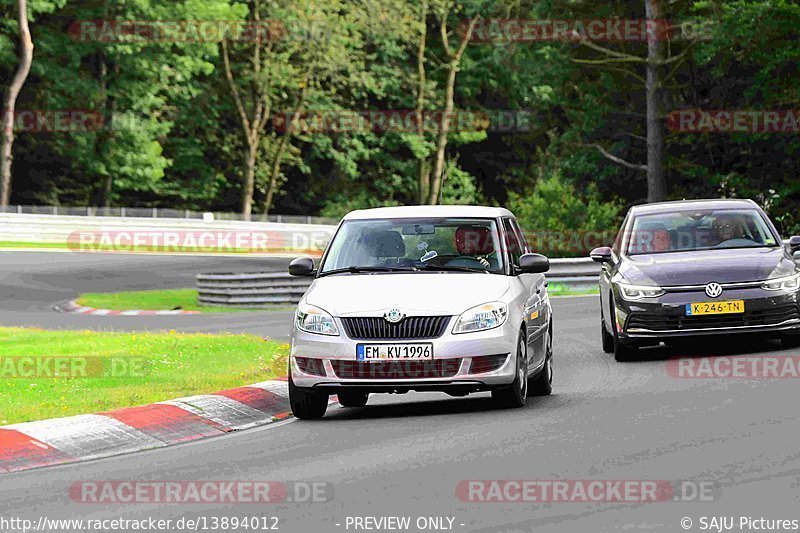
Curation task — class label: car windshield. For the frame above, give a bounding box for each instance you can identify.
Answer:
[320,218,505,274]
[627,209,780,255]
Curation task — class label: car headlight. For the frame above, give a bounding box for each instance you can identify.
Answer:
[296,304,339,336]
[617,282,666,301]
[762,273,800,292]
[452,302,508,334]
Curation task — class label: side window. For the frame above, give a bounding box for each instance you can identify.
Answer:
[612,215,628,256]
[502,218,523,266]
[510,219,530,254]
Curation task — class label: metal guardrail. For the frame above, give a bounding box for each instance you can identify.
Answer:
[0,205,339,225]
[196,258,601,307]
[197,272,314,306]
[0,213,334,253]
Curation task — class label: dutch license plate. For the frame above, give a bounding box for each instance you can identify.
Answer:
[686,300,745,316]
[356,343,434,362]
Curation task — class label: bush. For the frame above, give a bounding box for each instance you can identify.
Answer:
[508,173,622,258]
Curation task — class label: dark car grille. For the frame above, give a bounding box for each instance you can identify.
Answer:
[468,354,509,374]
[295,357,326,377]
[330,359,462,380]
[341,316,451,340]
[627,304,800,332]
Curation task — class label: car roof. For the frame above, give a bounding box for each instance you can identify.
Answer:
[630,198,759,216]
[342,205,515,220]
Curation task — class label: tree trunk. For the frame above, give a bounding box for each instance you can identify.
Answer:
[645,0,666,203]
[241,142,257,218]
[415,0,429,204]
[426,16,476,205]
[0,0,34,207]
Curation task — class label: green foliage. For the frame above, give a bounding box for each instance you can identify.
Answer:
[508,172,623,257]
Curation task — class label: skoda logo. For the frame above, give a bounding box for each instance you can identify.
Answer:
[705,282,723,298]
[383,308,405,324]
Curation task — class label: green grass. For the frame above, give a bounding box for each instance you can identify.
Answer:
[0,241,69,249]
[0,240,320,255]
[76,288,291,313]
[0,327,289,424]
[547,283,599,297]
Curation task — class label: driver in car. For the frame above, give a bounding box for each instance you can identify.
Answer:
[712,215,746,245]
[453,226,497,269]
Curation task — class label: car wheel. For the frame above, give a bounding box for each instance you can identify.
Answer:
[601,310,614,354]
[337,390,369,408]
[289,371,328,420]
[492,331,528,408]
[781,332,800,348]
[529,319,553,397]
[610,295,638,362]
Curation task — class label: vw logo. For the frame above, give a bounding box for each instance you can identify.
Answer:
[383,308,405,323]
[705,282,723,298]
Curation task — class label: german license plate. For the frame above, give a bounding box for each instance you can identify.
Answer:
[686,300,745,316]
[356,343,433,362]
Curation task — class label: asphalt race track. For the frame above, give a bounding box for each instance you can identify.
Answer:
[2,251,799,531]
[0,251,294,338]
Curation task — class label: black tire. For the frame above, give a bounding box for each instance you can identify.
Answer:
[337,390,369,408]
[610,295,638,362]
[289,371,328,420]
[601,317,614,354]
[529,320,553,396]
[492,331,528,408]
[781,332,800,348]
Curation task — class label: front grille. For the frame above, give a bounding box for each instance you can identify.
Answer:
[627,304,800,332]
[341,316,451,340]
[468,354,509,374]
[330,359,462,380]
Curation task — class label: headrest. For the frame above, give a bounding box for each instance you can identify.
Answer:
[366,230,405,258]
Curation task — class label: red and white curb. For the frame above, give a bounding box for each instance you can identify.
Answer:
[0,378,334,474]
[57,300,201,316]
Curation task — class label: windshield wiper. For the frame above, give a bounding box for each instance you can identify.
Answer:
[420,264,491,274]
[318,266,419,277]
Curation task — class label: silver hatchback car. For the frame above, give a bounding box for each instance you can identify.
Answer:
[286,206,553,419]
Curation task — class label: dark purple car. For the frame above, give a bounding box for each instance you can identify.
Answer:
[590,199,800,361]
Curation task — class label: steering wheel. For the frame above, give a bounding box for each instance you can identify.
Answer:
[714,238,758,248]
[445,252,496,269]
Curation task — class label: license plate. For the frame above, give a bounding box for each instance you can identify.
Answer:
[686,300,745,316]
[356,343,433,362]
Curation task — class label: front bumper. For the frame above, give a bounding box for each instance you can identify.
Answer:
[614,285,800,340]
[289,315,518,392]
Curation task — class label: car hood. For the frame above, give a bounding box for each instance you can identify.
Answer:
[304,273,512,316]
[619,247,797,286]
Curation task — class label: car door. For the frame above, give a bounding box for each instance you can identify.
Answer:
[503,218,546,373]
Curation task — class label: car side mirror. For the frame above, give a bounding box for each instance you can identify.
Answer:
[288,257,315,277]
[788,236,800,259]
[590,246,614,263]
[518,253,550,274]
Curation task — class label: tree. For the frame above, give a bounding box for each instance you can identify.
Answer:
[426,5,477,205]
[0,0,33,206]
